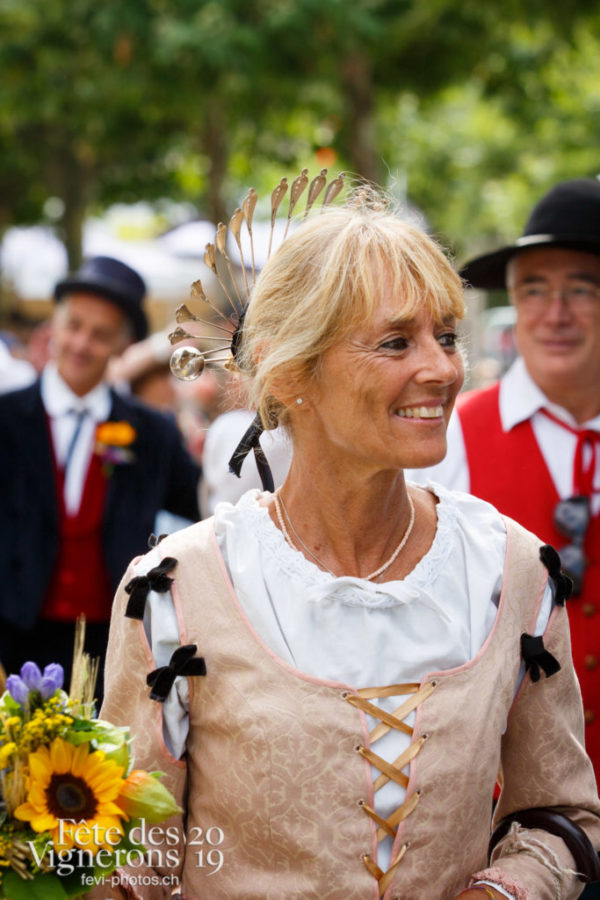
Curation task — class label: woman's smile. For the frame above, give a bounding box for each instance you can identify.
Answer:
[298,302,464,474]
[394,403,445,419]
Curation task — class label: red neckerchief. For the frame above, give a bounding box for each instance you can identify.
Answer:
[539,408,600,497]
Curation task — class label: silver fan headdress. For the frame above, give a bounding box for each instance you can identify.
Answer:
[169,168,346,490]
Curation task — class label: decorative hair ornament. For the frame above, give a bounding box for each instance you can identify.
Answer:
[169,168,347,489]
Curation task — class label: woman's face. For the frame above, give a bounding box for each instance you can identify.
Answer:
[302,297,464,475]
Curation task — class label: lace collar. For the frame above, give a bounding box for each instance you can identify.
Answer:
[217,484,459,611]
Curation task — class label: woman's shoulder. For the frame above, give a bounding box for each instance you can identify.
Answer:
[414,481,545,556]
[127,518,217,577]
[411,480,507,542]
[408,481,547,593]
[389,481,506,595]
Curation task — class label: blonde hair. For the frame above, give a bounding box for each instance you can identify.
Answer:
[238,198,465,429]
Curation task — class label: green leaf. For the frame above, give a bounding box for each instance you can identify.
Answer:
[2,869,68,900]
[57,864,103,898]
[65,720,130,770]
[0,692,23,715]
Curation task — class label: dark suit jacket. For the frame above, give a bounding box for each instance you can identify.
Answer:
[0,379,201,629]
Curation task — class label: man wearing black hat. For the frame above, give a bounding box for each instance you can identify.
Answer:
[0,256,201,691]
[410,178,600,782]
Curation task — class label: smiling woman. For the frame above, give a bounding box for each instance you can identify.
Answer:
[238,199,465,434]
[96,182,600,900]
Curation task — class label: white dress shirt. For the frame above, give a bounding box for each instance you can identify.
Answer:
[41,363,112,515]
[408,357,600,515]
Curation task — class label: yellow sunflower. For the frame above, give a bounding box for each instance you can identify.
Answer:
[14,737,127,853]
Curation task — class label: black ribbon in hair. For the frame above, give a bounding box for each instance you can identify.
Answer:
[124,557,178,620]
[521,633,561,683]
[228,412,275,493]
[146,644,207,702]
[230,308,246,362]
[539,544,572,606]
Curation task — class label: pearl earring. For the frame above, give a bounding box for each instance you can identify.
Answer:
[296,397,303,405]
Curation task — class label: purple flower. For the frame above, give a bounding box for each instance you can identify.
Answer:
[40,664,64,699]
[6,675,29,705]
[4,662,64,705]
[19,662,43,691]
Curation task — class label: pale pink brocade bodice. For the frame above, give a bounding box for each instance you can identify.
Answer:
[98,516,600,900]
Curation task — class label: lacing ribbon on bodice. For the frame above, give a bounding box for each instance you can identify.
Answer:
[344,680,437,897]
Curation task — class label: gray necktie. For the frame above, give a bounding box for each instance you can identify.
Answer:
[64,408,89,472]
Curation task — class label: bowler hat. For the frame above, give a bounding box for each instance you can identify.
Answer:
[460,178,600,290]
[54,256,148,341]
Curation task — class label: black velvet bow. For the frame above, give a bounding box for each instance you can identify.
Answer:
[228,412,275,492]
[146,644,207,702]
[539,544,573,606]
[521,633,561,683]
[147,532,168,549]
[124,557,178,619]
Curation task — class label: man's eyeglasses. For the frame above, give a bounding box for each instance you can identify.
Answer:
[513,281,600,312]
[553,495,590,596]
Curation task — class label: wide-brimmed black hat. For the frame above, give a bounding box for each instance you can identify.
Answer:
[460,178,600,290]
[54,256,148,341]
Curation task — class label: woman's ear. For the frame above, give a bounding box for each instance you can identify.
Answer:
[272,366,323,411]
[269,374,306,409]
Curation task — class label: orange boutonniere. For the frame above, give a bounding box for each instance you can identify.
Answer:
[95,421,136,469]
[96,421,137,447]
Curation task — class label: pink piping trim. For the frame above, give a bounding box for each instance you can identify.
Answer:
[133,612,185,770]
[408,520,546,684]
[358,713,380,875]
[385,706,423,899]
[135,617,154,667]
[510,603,560,711]
[209,527,356,691]
[399,527,511,689]
[526,560,549,634]
[169,578,196,707]
[506,530,551,713]
[385,521,546,895]
[209,527,380,870]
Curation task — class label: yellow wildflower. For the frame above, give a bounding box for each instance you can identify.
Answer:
[0,742,17,767]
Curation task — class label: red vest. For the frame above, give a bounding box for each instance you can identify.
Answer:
[458,383,600,775]
[42,451,113,623]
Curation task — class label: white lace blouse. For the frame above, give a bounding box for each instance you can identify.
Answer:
[139,483,552,892]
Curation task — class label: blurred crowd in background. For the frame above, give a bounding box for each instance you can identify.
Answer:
[0,295,294,516]
[0,274,517,517]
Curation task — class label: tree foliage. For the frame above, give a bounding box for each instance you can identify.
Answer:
[1,0,599,268]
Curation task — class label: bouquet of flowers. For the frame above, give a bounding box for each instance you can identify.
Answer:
[0,628,179,899]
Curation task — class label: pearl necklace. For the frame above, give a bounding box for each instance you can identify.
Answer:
[274,490,416,582]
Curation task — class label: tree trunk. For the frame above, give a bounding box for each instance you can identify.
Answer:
[203,98,229,225]
[46,141,94,271]
[61,156,93,270]
[340,51,381,184]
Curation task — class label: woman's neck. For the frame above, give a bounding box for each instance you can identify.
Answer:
[269,451,429,581]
